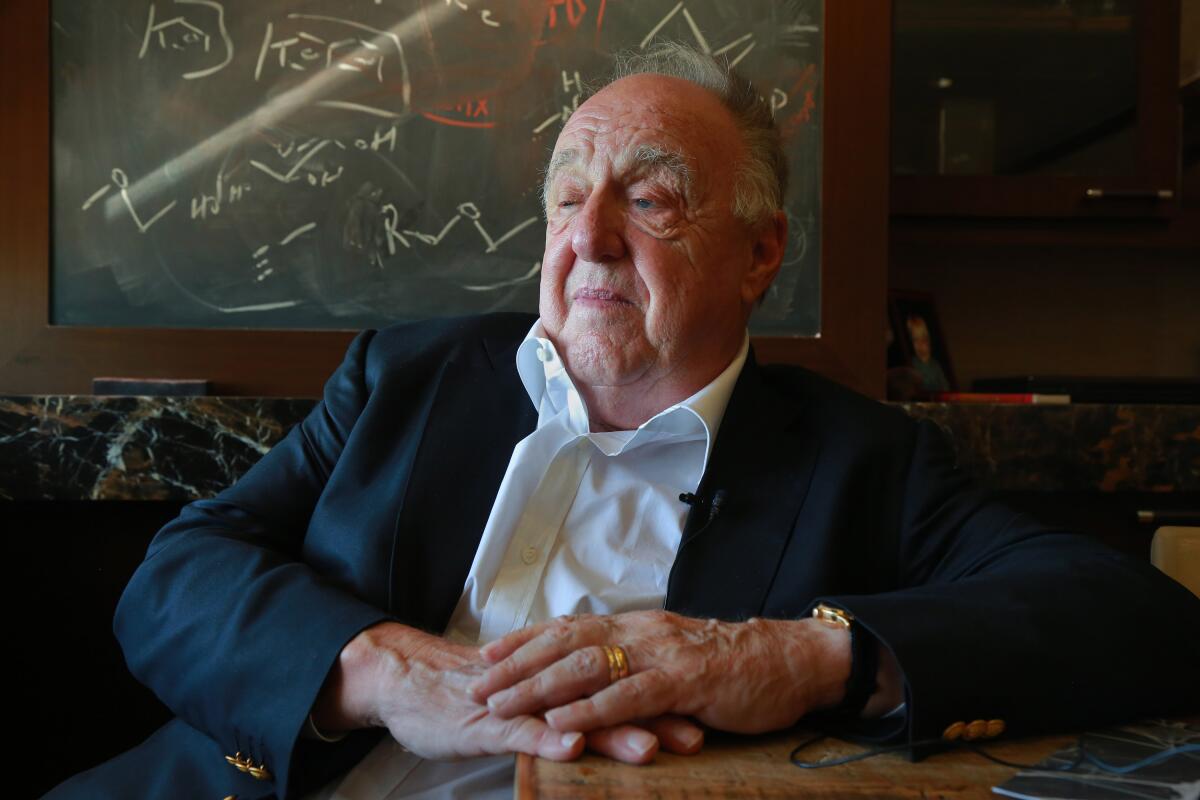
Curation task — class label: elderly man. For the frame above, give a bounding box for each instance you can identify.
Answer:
[50,44,1199,800]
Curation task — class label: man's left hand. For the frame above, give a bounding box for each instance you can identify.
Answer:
[468,611,851,735]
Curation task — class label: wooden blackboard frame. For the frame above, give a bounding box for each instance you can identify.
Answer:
[1,0,888,398]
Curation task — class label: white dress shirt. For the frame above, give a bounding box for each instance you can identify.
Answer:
[310,321,748,800]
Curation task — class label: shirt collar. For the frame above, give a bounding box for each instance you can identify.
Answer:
[516,320,749,469]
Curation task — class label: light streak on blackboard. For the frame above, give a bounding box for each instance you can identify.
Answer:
[316,101,401,119]
[106,3,453,221]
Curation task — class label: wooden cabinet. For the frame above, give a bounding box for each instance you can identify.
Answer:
[891,0,1183,220]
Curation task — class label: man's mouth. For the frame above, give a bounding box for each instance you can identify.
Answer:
[574,287,632,304]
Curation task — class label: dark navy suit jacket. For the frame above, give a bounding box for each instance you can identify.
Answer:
[49,313,1200,799]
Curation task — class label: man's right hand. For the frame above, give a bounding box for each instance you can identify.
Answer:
[310,622,584,761]
[309,621,704,764]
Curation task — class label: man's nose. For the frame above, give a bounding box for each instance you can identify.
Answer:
[570,190,626,263]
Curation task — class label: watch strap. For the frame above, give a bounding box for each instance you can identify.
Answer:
[812,603,879,717]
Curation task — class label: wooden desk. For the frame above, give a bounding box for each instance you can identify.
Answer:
[516,729,1076,799]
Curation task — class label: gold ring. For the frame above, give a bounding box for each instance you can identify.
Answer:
[602,644,630,684]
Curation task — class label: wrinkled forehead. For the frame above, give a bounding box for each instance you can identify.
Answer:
[552,110,695,175]
[547,77,739,185]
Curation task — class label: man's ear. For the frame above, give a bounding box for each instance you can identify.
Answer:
[741,210,787,307]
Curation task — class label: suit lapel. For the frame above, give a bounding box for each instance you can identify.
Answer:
[388,331,536,632]
[666,352,821,620]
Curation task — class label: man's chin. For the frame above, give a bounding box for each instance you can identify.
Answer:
[561,335,653,390]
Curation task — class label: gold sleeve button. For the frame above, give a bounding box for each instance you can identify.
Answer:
[986,719,1006,738]
[941,721,966,740]
[224,753,252,773]
[248,763,272,781]
[963,720,987,741]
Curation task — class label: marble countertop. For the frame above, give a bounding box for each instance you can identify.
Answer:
[1,396,1196,501]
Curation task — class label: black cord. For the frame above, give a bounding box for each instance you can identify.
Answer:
[789,733,1199,774]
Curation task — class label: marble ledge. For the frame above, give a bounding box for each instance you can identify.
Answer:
[902,402,1199,494]
[0,396,312,502]
[0,396,1196,501]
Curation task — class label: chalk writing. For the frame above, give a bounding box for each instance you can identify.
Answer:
[782,207,813,266]
[640,3,769,68]
[84,169,177,233]
[190,169,251,220]
[533,69,583,135]
[354,123,398,152]
[250,139,332,184]
[463,260,542,292]
[546,0,606,36]
[253,13,411,119]
[256,23,376,81]
[770,88,787,116]
[779,63,820,138]
[423,97,495,129]
[444,0,502,29]
[380,201,539,258]
[250,221,317,283]
[138,0,234,80]
[457,99,490,119]
[56,0,822,331]
[547,0,587,29]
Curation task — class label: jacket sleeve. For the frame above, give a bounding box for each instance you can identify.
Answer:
[113,329,393,798]
[817,418,1200,755]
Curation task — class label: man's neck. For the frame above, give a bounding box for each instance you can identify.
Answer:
[581,383,686,432]
[574,339,745,433]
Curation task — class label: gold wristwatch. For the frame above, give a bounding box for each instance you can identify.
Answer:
[812,602,877,716]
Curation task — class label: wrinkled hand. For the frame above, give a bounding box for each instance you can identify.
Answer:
[311,621,704,764]
[468,611,850,736]
[311,622,580,761]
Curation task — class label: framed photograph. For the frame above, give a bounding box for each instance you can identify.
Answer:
[888,290,957,398]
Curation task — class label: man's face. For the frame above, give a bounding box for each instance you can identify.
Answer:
[908,317,933,361]
[539,74,781,396]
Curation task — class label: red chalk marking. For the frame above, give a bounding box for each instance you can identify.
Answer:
[547,0,589,29]
[798,88,816,124]
[421,112,496,129]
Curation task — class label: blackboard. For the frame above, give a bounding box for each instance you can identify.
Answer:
[52,0,822,334]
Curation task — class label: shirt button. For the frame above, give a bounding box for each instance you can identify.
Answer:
[536,346,552,363]
[521,546,539,565]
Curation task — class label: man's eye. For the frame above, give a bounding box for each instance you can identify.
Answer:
[633,198,655,210]
[558,200,578,208]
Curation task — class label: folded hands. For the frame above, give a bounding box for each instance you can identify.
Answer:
[316,610,851,765]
